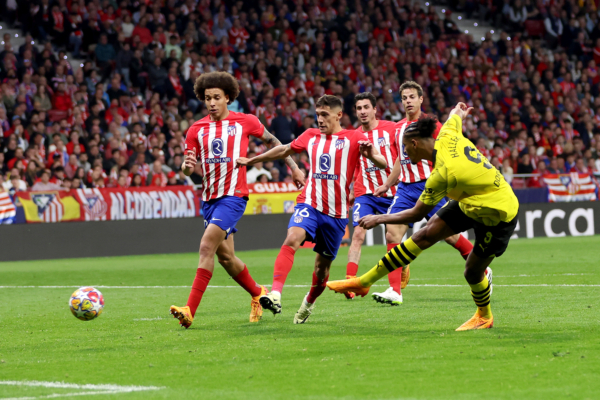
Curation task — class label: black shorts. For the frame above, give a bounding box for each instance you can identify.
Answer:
[436,200,519,258]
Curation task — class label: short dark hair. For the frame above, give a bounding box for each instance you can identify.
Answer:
[354,92,376,108]
[404,116,439,139]
[194,72,240,104]
[315,95,342,110]
[399,81,423,98]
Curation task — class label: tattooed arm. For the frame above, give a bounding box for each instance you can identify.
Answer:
[259,128,299,172]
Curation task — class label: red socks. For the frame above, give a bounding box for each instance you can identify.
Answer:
[387,243,402,294]
[272,245,296,293]
[186,268,213,317]
[233,265,262,297]
[346,262,359,277]
[306,271,329,304]
[453,235,473,260]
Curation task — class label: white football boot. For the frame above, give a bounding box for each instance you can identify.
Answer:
[259,291,282,315]
[372,287,403,306]
[485,267,493,295]
[293,293,315,324]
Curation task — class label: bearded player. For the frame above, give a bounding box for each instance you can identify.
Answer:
[328,103,519,330]
[236,95,387,324]
[170,71,305,328]
[344,92,405,305]
[370,82,489,301]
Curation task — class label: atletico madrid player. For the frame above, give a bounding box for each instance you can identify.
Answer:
[236,95,387,324]
[170,71,305,328]
[369,81,484,302]
[344,92,405,304]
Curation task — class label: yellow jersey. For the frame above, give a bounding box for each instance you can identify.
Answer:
[419,115,519,226]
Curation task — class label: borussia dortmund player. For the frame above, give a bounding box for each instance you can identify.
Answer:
[327,103,519,330]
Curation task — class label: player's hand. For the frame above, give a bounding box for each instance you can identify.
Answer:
[291,167,306,190]
[183,149,197,170]
[235,157,251,168]
[373,184,389,197]
[359,214,381,230]
[449,102,473,121]
[358,140,374,159]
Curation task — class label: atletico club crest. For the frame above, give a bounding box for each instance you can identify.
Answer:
[227,126,237,136]
[84,194,108,219]
[378,137,386,147]
[294,216,303,223]
[335,139,345,150]
[32,194,55,216]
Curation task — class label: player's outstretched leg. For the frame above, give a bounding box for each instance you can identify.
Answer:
[328,215,453,294]
[261,227,306,315]
[456,253,495,331]
[294,255,331,324]
[216,235,266,323]
[171,225,225,328]
[445,234,493,294]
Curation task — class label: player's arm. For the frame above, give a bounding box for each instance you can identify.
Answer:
[360,200,434,228]
[361,165,449,229]
[374,157,400,197]
[358,140,387,169]
[236,144,295,167]
[182,149,197,176]
[257,128,305,189]
[440,102,472,138]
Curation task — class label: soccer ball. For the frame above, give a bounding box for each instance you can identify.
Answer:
[69,287,104,321]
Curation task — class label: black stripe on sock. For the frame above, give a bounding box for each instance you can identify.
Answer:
[475,299,490,307]
[391,246,409,265]
[400,243,416,260]
[380,257,395,273]
[472,289,491,300]
[472,283,491,295]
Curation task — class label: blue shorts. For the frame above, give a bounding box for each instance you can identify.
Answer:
[388,181,447,228]
[202,196,247,238]
[352,194,394,227]
[288,204,348,260]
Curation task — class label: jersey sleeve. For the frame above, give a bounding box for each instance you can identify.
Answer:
[243,114,265,138]
[290,130,312,153]
[432,121,443,139]
[184,126,200,157]
[437,114,462,140]
[419,162,452,206]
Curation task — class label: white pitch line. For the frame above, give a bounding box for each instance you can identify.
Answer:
[0,381,162,400]
[0,284,599,289]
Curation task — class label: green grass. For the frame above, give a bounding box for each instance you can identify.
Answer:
[1,236,599,399]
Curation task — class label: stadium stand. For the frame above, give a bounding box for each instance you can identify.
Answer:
[0,0,599,196]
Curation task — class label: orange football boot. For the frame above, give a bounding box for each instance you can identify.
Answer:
[250,285,267,322]
[455,312,494,331]
[170,305,193,329]
[326,277,370,297]
[401,265,410,289]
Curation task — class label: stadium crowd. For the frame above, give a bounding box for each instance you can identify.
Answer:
[1,0,600,196]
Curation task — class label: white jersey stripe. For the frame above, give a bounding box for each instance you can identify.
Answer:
[367,130,380,189]
[216,121,229,198]
[228,122,243,197]
[339,138,350,217]
[381,130,394,197]
[327,135,338,216]
[314,135,327,212]
[206,123,217,200]
[303,136,317,208]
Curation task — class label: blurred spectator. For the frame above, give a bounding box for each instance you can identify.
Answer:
[32,170,62,191]
[247,161,272,184]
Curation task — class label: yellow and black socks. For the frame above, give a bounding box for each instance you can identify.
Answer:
[469,275,492,318]
[359,238,422,287]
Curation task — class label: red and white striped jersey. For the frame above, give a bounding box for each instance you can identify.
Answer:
[291,128,368,219]
[185,111,264,201]
[353,120,398,198]
[395,115,442,183]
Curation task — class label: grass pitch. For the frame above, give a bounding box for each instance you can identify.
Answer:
[1,236,599,399]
